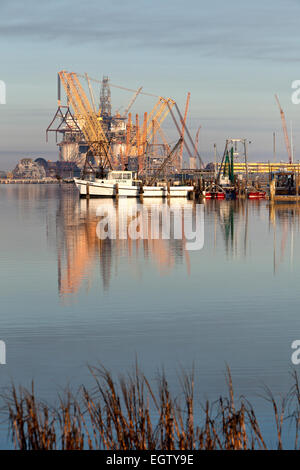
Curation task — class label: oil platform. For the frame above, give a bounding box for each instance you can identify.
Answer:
[46,71,202,179]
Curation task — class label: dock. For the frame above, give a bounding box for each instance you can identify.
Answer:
[0,179,71,184]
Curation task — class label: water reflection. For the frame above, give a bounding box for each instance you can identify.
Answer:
[204,201,299,284]
[269,203,300,273]
[207,199,252,258]
[1,184,300,449]
[55,193,194,298]
[49,188,300,299]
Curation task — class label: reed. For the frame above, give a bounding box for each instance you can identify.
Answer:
[2,364,300,450]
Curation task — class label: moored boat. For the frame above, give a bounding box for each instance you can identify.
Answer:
[204,191,225,200]
[74,171,194,198]
[247,190,266,199]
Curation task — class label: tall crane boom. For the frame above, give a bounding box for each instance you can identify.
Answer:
[59,70,114,169]
[149,138,183,185]
[194,126,201,158]
[144,97,175,143]
[124,87,143,116]
[275,94,292,164]
[178,92,191,170]
[126,96,175,162]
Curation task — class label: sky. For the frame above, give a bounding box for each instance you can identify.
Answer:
[1,0,300,169]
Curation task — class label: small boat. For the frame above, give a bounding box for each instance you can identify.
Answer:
[74,171,194,198]
[203,183,226,200]
[247,190,266,199]
[204,191,225,200]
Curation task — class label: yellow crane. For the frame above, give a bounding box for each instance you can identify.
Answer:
[178,92,190,170]
[59,70,114,170]
[146,97,175,142]
[59,71,176,173]
[126,97,175,168]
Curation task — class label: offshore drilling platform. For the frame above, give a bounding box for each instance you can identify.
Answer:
[48,75,127,169]
[46,71,201,179]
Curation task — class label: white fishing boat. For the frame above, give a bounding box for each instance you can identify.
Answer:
[74,171,193,198]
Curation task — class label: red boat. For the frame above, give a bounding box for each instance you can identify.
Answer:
[247,191,266,199]
[204,192,225,200]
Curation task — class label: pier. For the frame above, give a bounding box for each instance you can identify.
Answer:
[0,179,71,184]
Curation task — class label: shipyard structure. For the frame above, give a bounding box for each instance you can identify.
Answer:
[3,71,300,184]
[46,73,193,178]
[44,69,209,185]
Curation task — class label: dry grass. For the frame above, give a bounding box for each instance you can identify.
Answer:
[2,364,300,450]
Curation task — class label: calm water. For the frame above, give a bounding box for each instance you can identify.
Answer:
[0,184,300,448]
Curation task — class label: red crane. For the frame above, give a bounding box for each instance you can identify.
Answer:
[275,94,292,164]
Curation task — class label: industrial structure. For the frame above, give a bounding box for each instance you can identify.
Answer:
[216,161,300,174]
[46,71,202,179]
[274,94,293,164]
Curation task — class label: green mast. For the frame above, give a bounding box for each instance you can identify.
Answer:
[230,146,234,183]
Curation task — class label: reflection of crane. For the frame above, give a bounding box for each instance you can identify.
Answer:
[275,94,292,164]
[57,198,191,297]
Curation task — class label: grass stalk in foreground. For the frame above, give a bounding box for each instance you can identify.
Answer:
[2,364,300,450]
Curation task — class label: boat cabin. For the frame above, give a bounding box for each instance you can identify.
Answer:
[97,170,135,186]
[106,171,135,184]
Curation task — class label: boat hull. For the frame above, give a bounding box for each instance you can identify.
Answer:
[248,191,266,199]
[74,179,193,198]
[204,192,225,200]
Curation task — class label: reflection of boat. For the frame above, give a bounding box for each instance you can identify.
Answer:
[74,171,193,198]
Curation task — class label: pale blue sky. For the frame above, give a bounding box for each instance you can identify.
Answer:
[1,0,300,169]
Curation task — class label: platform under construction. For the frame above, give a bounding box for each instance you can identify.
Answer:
[46,71,202,182]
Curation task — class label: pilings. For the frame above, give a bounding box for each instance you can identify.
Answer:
[188,177,204,201]
[0,179,64,184]
[139,181,144,202]
[269,179,275,202]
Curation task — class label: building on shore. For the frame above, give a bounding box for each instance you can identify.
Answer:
[214,161,300,174]
[13,158,47,179]
[11,158,80,180]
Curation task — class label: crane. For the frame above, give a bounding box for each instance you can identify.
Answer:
[146,97,175,142]
[194,126,201,157]
[148,138,182,185]
[178,92,191,170]
[138,112,148,173]
[275,94,292,164]
[189,125,201,168]
[125,97,175,168]
[123,87,143,116]
[84,72,96,114]
[59,71,114,170]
